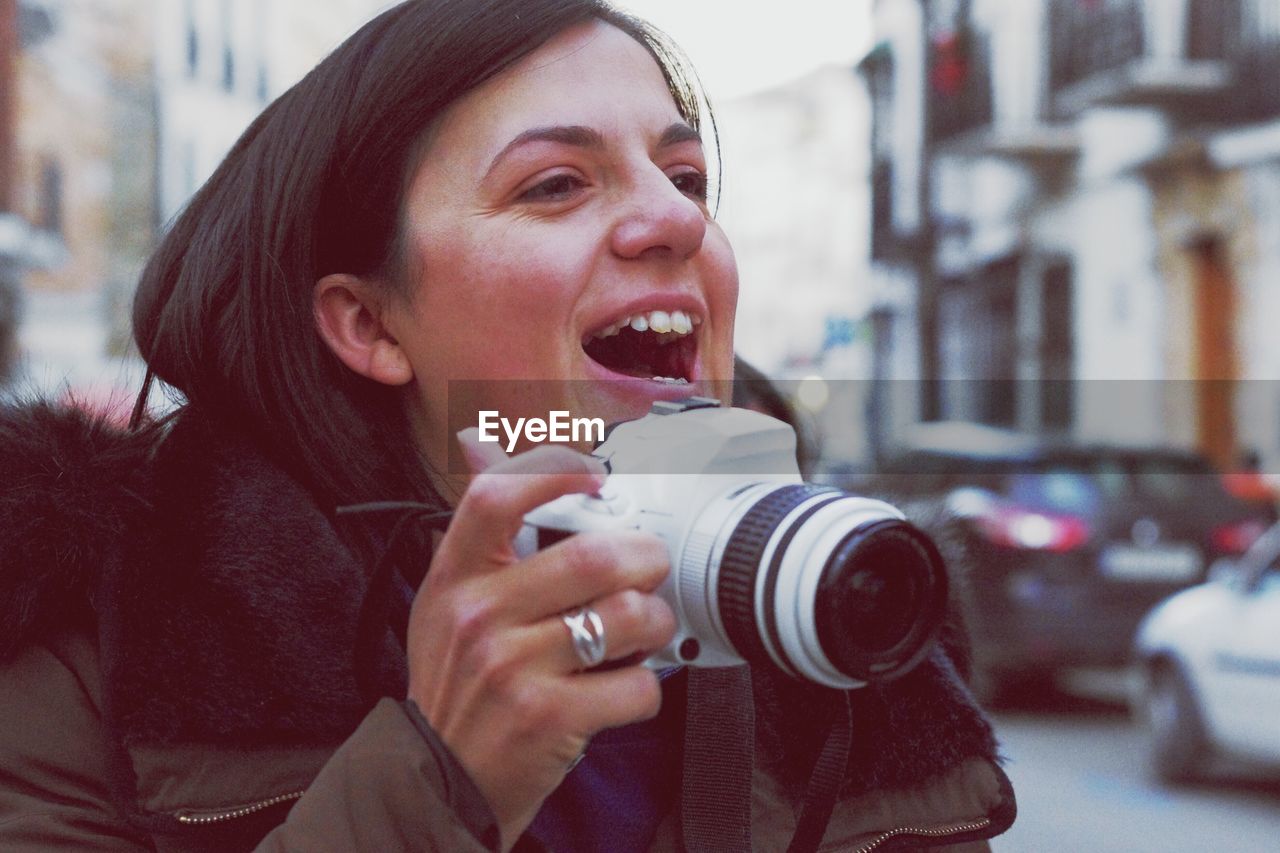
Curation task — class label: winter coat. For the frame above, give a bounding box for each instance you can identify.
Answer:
[0,401,1015,851]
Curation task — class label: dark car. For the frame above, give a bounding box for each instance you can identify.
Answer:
[864,422,1276,702]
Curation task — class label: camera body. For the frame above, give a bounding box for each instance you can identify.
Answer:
[523,398,947,689]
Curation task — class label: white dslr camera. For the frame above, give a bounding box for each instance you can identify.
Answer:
[523,398,947,689]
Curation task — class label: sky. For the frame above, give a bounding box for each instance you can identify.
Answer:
[612,1,872,101]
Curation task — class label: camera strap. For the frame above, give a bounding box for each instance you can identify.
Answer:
[682,666,754,852]
[785,691,853,853]
[334,501,454,703]
[682,669,852,853]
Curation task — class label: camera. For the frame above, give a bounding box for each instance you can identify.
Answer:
[522,398,949,689]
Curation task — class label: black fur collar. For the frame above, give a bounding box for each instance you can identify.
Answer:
[0,402,396,746]
[111,407,400,746]
[0,401,154,662]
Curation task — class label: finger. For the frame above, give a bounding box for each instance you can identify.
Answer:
[486,530,671,624]
[456,427,509,473]
[553,665,665,732]
[537,589,677,674]
[442,445,608,569]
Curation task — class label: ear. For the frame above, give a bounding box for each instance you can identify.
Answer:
[313,274,414,386]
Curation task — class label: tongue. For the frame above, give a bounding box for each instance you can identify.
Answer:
[651,338,689,380]
[615,361,661,379]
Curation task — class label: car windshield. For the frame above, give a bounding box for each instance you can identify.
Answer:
[1005,455,1221,515]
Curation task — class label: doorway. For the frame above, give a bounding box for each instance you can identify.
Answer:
[1190,236,1238,470]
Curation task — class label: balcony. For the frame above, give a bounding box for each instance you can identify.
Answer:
[928,23,1079,168]
[1224,2,1280,123]
[1048,0,1278,121]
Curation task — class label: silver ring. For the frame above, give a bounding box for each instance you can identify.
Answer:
[562,607,607,670]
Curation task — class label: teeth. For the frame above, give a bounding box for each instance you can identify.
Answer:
[592,309,701,339]
[652,376,689,384]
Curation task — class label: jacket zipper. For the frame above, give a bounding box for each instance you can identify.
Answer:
[850,816,993,852]
[174,790,306,825]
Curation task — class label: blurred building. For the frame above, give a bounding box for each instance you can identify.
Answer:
[716,65,876,464]
[155,0,388,224]
[0,0,24,384]
[863,0,1280,470]
[4,0,150,388]
[716,67,875,461]
[5,0,387,393]
[719,66,872,376]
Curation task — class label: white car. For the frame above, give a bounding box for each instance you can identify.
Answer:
[1133,524,1280,783]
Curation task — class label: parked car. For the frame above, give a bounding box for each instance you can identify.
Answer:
[1134,523,1280,783]
[862,422,1275,702]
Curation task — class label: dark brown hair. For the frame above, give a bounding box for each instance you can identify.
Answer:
[132,0,712,505]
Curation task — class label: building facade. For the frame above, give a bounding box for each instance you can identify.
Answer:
[865,0,1280,469]
[6,0,387,394]
[7,0,153,388]
[154,0,387,224]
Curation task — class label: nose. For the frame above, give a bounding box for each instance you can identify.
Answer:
[609,169,707,261]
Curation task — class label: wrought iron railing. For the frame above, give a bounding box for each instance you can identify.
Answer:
[1229,0,1280,121]
[1048,0,1280,121]
[1048,0,1145,94]
[1186,0,1242,61]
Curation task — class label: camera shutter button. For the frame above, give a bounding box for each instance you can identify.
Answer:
[582,485,627,516]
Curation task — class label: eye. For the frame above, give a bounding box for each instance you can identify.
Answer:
[670,169,709,202]
[519,172,587,202]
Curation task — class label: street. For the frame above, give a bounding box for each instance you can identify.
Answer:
[988,673,1280,853]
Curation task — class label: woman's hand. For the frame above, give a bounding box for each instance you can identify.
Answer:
[405,431,677,850]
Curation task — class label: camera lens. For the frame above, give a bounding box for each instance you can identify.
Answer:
[815,521,947,681]
[710,484,948,688]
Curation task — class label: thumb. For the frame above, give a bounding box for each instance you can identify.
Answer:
[456,427,509,475]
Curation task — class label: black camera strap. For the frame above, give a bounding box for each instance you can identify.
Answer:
[786,690,853,853]
[682,666,755,851]
[334,501,454,704]
[682,668,852,853]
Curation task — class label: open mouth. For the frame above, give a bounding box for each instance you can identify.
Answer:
[582,308,701,384]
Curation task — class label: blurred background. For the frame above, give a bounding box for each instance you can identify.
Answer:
[3,0,1280,850]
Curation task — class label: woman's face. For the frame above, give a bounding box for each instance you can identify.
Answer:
[382,19,738,476]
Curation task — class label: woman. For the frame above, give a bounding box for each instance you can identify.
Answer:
[0,1,1014,850]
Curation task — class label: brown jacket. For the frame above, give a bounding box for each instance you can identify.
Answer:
[0,403,1014,851]
[0,630,496,851]
[0,631,1008,851]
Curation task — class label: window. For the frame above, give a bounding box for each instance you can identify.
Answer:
[38,158,63,236]
[863,44,897,260]
[220,0,235,92]
[1041,260,1075,430]
[17,4,55,50]
[1007,469,1101,515]
[1257,547,1280,595]
[254,2,269,101]
[185,0,199,78]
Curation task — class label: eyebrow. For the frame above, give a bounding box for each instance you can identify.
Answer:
[484,122,703,180]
